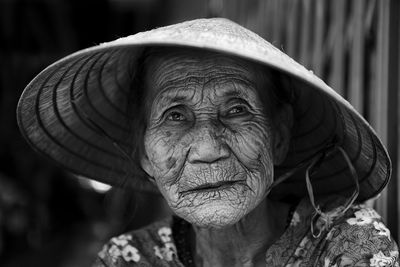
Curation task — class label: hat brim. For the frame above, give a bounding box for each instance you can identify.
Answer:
[17,18,391,201]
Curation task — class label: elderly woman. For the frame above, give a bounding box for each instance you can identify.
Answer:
[17,18,398,266]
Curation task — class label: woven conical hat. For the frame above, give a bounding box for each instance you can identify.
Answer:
[17,18,391,202]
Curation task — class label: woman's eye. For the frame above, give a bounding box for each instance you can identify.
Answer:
[228,106,247,115]
[167,111,186,121]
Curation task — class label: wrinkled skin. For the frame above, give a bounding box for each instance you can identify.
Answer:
[140,49,292,228]
[140,49,293,266]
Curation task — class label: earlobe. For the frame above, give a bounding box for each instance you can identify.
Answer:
[273,104,293,165]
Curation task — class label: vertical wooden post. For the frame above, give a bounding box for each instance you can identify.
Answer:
[272,0,284,46]
[299,0,312,67]
[373,0,390,222]
[285,0,299,58]
[348,0,364,113]
[312,0,325,76]
[264,0,276,38]
[256,0,268,38]
[329,0,346,96]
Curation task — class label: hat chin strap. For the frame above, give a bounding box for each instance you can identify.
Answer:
[270,137,360,238]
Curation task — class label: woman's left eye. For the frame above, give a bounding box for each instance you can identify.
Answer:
[227,105,247,115]
[167,111,186,121]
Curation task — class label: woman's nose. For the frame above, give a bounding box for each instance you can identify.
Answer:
[187,123,230,164]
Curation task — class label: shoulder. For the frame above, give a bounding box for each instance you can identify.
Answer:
[321,204,399,267]
[92,217,182,267]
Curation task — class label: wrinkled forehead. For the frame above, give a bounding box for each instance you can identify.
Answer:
[142,47,264,104]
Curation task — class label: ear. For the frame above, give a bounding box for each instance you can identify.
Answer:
[140,153,156,184]
[273,104,293,165]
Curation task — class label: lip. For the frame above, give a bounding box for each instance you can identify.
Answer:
[181,180,246,194]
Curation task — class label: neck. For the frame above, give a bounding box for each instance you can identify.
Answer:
[192,198,290,267]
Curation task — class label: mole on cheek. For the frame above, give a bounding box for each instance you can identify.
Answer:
[254,140,262,148]
[181,141,189,147]
[228,127,238,134]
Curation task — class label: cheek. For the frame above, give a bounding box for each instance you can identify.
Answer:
[225,121,275,195]
[229,121,274,169]
[144,129,188,184]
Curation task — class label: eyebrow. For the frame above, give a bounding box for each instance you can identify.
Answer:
[161,94,189,103]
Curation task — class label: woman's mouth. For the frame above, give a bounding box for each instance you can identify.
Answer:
[181,180,246,195]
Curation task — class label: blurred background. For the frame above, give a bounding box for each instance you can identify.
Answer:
[1,0,399,266]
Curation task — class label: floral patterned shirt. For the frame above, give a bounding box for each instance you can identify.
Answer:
[93,196,399,266]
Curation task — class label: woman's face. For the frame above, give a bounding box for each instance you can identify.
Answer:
[140,50,290,228]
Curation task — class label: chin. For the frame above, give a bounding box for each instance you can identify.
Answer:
[177,200,250,229]
[167,182,266,228]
